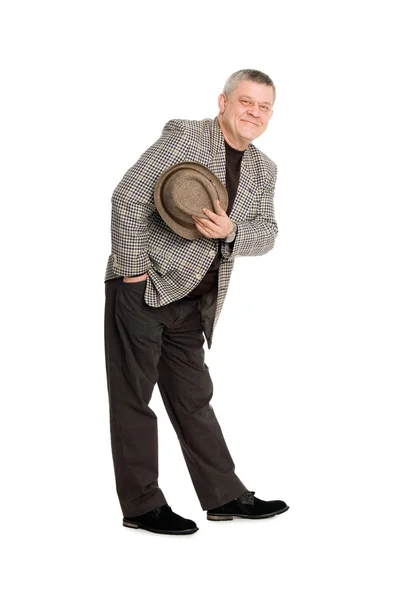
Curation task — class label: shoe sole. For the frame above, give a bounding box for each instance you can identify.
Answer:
[123,520,199,535]
[207,505,290,521]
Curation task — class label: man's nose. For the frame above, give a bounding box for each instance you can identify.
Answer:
[248,104,261,118]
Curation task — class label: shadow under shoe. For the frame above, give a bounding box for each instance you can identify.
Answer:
[207,491,289,521]
[123,504,199,535]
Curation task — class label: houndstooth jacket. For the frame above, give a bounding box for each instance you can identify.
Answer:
[105,116,278,348]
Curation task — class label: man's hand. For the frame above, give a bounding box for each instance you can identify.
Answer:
[123,273,148,283]
[193,200,233,239]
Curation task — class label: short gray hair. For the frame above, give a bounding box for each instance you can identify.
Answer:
[223,69,276,104]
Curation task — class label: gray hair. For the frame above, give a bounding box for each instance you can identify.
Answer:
[223,69,276,104]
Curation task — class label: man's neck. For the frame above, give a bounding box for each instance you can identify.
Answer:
[217,115,249,151]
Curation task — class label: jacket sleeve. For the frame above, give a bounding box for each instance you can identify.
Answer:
[220,165,278,259]
[109,120,188,277]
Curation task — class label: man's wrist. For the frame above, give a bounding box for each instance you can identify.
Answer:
[224,221,237,243]
[123,273,148,282]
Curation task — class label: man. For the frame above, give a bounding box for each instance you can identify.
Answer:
[104,69,289,535]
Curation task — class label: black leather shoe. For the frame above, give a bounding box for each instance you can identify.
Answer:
[123,504,199,535]
[207,491,289,521]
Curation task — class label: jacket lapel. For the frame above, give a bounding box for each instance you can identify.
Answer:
[230,148,257,221]
[207,117,226,186]
[207,117,258,221]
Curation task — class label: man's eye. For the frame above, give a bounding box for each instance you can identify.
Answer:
[260,106,269,112]
[241,100,249,105]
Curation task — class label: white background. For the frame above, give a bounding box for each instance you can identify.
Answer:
[1,1,399,598]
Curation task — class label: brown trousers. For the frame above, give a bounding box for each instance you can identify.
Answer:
[104,277,246,517]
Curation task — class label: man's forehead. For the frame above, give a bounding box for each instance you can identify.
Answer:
[232,80,274,103]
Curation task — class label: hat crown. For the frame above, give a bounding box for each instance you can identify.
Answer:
[162,170,220,225]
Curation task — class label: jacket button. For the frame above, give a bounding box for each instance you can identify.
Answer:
[195,273,202,280]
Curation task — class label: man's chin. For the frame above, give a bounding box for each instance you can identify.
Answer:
[239,128,261,143]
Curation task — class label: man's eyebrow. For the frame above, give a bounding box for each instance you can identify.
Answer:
[239,95,272,106]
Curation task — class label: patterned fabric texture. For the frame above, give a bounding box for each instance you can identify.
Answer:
[105,117,278,348]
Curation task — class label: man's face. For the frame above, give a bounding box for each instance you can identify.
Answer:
[218,79,274,148]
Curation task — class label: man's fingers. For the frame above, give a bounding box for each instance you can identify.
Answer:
[216,199,226,216]
[194,220,212,238]
[193,218,220,238]
[202,208,221,223]
[193,216,219,233]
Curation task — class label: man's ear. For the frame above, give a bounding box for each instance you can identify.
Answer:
[217,93,227,113]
